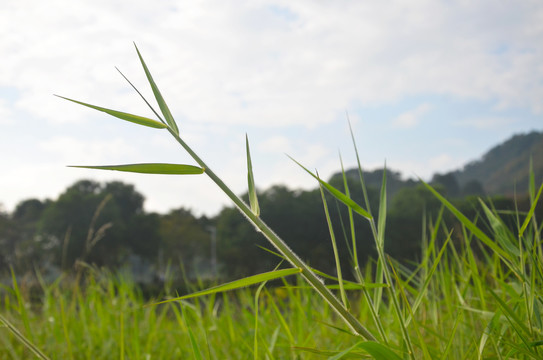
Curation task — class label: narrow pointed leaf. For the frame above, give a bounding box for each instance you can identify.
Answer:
[69,163,204,175]
[519,181,543,238]
[0,315,51,360]
[288,155,372,219]
[150,268,302,306]
[246,134,260,216]
[377,164,387,249]
[356,341,403,360]
[134,43,179,135]
[479,199,519,257]
[420,179,511,261]
[187,326,204,360]
[56,95,167,129]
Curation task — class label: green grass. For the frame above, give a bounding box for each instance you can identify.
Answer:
[1,208,542,359]
[2,44,542,359]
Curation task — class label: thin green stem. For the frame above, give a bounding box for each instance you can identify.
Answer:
[167,128,377,341]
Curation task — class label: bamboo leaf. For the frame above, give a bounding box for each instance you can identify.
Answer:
[134,43,179,135]
[246,134,260,216]
[288,155,372,220]
[69,163,204,175]
[150,268,301,306]
[55,95,167,129]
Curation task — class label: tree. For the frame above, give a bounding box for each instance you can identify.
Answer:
[432,173,460,198]
[158,208,211,278]
[0,209,19,271]
[37,179,160,269]
[461,179,485,197]
[387,184,444,260]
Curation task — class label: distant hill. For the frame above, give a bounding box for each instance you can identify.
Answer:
[330,168,418,200]
[333,130,543,198]
[452,131,543,195]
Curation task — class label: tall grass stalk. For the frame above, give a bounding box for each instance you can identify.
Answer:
[57,43,377,342]
[2,43,542,359]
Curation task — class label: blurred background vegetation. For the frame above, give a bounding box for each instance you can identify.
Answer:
[0,131,541,291]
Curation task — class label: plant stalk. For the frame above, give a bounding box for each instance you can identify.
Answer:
[167,128,377,341]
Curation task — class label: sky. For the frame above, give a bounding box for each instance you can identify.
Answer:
[1,1,542,217]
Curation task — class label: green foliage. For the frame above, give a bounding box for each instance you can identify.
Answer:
[36,180,160,269]
[70,163,204,175]
[3,44,543,358]
[159,208,212,278]
[54,96,168,129]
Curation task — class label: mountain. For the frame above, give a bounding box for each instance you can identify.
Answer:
[333,130,543,198]
[452,131,543,195]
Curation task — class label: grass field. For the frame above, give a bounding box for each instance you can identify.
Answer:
[1,184,542,359]
[2,45,542,359]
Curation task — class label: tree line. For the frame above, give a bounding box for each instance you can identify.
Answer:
[0,172,538,284]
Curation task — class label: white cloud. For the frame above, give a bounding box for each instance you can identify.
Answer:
[39,136,137,163]
[455,116,517,129]
[385,153,464,181]
[392,103,432,128]
[258,135,292,153]
[0,98,13,125]
[2,0,543,216]
[2,0,542,129]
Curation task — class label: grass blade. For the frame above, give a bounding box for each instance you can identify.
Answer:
[520,181,543,238]
[479,199,520,257]
[55,95,167,129]
[420,179,512,262]
[356,341,403,360]
[0,315,51,360]
[69,163,204,175]
[288,155,372,220]
[134,43,179,135]
[150,268,301,306]
[246,134,260,216]
[339,152,362,280]
[318,178,348,308]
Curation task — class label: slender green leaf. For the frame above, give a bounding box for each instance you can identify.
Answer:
[420,179,512,262]
[489,289,531,339]
[478,310,501,360]
[0,315,51,360]
[293,347,353,358]
[479,199,520,257]
[115,67,165,125]
[246,134,260,216]
[289,155,372,219]
[134,43,179,135]
[376,164,387,249]
[328,341,364,360]
[318,179,347,307]
[357,342,403,360]
[339,152,362,280]
[520,181,543,238]
[69,163,204,175]
[187,325,203,360]
[55,95,167,129]
[150,268,301,306]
